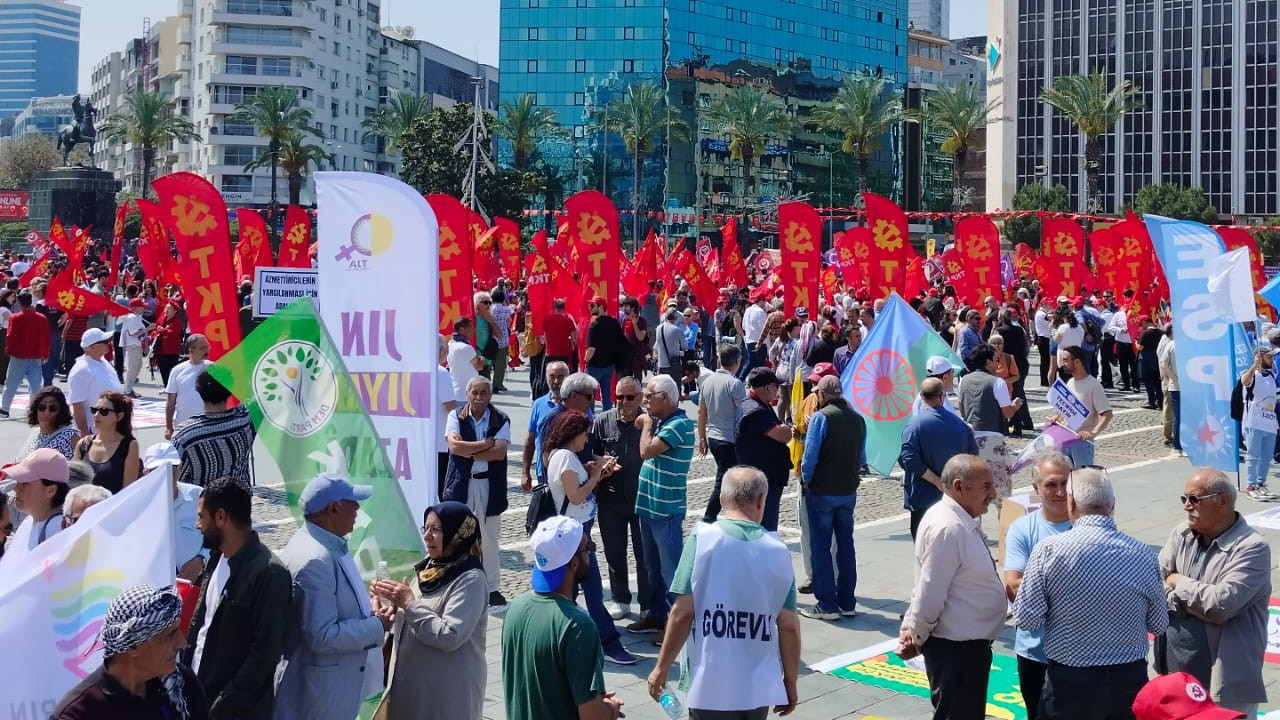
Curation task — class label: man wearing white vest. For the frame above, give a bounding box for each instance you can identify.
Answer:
[646,466,801,718]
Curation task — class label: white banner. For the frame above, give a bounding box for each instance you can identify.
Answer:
[253,266,318,318]
[317,172,440,521]
[1046,378,1090,431]
[0,469,175,715]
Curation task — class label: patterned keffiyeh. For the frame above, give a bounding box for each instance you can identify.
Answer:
[99,584,191,720]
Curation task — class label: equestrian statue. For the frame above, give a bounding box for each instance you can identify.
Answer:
[57,94,97,166]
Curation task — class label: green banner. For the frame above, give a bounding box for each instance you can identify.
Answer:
[209,297,424,581]
[828,649,1026,720]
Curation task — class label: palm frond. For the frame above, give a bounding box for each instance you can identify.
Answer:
[810,74,902,155]
[1040,72,1142,139]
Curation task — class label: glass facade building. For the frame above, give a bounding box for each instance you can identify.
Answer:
[0,0,79,120]
[499,0,908,235]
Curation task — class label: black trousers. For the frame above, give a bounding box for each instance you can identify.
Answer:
[437,452,449,500]
[528,352,547,399]
[1010,376,1034,430]
[910,509,928,541]
[1099,337,1115,387]
[702,438,737,522]
[1115,342,1136,389]
[1018,655,1047,720]
[1039,660,1147,720]
[1141,363,1162,408]
[156,353,180,386]
[596,495,650,612]
[690,708,769,720]
[922,637,992,720]
[1036,337,1051,385]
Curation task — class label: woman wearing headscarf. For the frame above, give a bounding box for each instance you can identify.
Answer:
[52,584,208,719]
[371,501,488,720]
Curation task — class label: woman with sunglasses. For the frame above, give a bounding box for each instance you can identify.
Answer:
[17,387,78,460]
[72,391,141,493]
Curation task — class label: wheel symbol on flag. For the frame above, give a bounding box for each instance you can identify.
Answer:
[850,349,917,421]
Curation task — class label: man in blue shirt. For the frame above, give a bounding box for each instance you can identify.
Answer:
[520,360,570,491]
[899,377,978,540]
[956,310,983,362]
[1003,451,1072,720]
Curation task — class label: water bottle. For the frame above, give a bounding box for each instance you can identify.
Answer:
[373,561,390,612]
[658,684,684,719]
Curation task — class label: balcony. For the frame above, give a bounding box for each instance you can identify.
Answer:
[211,40,310,57]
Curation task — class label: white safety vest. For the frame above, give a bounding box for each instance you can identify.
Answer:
[1245,369,1279,434]
[686,523,792,712]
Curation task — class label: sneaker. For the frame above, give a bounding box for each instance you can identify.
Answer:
[798,581,814,595]
[627,614,666,634]
[840,607,858,617]
[800,605,840,620]
[488,591,507,607]
[0,408,8,418]
[1247,486,1267,501]
[604,645,639,665]
[1260,487,1278,500]
[606,601,631,621]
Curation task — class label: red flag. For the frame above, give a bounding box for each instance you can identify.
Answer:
[1110,212,1154,294]
[46,268,130,317]
[862,192,910,298]
[525,235,555,338]
[564,190,620,307]
[1040,217,1088,299]
[821,265,839,302]
[19,249,49,288]
[134,198,176,286]
[1013,242,1037,280]
[673,248,717,313]
[750,272,782,302]
[955,216,1003,301]
[1089,226,1125,294]
[778,201,821,315]
[234,209,274,282]
[426,195,475,334]
[494,217,521,284]
[278,205,312,268]
[48,218,74,257]
[151,172,242,360]
[903,255,927,299]
[621,231,653,299]
[833,231,858,287]
[109,201,131,288]
[720,218,748,288]
[938,248,975,303]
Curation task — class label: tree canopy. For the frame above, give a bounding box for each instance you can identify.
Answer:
[1002,183,1071,248]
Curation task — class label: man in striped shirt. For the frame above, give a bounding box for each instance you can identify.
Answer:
[173,370,256,487]
[627,373,695,638]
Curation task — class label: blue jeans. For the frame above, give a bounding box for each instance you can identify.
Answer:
[578,522,622,651]
[1169,390,1181,451]
[1063,439,1095,468]
[586,364,615,412]
[42,334,61,386]
[805,491,858,613]
[738,342,764,380]
[638,513,685,622]
[762,483,785,532]
[1244,425,1275,489]
[3,357,43,412]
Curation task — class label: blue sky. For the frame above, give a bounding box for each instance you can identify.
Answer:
[79,0,987,89]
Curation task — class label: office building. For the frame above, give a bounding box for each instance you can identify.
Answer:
[0,0,79,121]
[903,28,953,212]
[987,0,1277,216]
[11,93,73,138]
[909,0,949,37]
[419,40,498,111]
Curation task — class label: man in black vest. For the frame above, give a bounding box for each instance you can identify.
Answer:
[798,375,866,620]
[444,375,512,606]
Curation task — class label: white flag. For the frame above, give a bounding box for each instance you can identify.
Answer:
[0,469,175,713]
[1207,247,1257,323]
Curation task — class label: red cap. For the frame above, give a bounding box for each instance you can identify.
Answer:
[1131,673,1243,720]
[128,298,145,308]
[590,295,607,308]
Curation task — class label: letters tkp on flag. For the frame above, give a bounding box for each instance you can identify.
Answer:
[208,297,425,581]
[0,469,174,712]
[841,293,961,476]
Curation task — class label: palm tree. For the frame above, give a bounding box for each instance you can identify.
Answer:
[703,85,793,209]
[234,87,320,218]
[245,131,333,206]
[97,91,200,199]
[361,90,431,154]
[600,82,690,245]
[1039,72,1141,213]
[906,82,1001,207]
[493,93,561,171]
[811,74,903,193]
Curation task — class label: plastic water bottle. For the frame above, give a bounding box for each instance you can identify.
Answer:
[373,561,390,612]
[658,684,684,718]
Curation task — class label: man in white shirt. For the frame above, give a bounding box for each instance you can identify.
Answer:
[739,296,769,380]
[1034,300,1053,386]
[10,255,30,277]
[899,454,1008,720]
[164,334,211,439]
[912,355,958,417]
[66,328,124,438]
[118,298,147,398]
[447,316,484,403]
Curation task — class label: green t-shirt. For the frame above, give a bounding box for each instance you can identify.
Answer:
[670,518,798,611]
[501,591,607,720]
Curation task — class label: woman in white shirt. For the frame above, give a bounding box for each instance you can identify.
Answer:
[1052,309,1085,367]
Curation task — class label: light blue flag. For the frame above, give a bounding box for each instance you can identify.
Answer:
[1146,215,1238,472]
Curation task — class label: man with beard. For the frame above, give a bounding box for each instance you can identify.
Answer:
[735,368,795,532]
[184,477,292,720]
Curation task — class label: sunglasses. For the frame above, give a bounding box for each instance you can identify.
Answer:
[91,407,117,416]
[479,300,492,305]
[36,404,59,412]
[1181,492,1223,505]
[616,393,639,401]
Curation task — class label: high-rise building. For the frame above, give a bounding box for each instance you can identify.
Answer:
[418,41,498,111]
[499,0,907,234]
[987,0,1278,216]
[0,0,80,121]
[903,28,953,212]
[909,0,949,37]
[11,94,74,138]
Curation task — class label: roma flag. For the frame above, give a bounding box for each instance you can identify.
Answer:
[842,293,960,476]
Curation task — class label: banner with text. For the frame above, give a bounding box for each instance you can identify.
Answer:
[778,201,821,316]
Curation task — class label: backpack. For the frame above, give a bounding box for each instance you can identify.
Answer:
[1231,378,1255,423]
[524,481,570,536]
[1082,313,1103,347]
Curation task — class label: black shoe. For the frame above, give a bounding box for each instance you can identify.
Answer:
[798,581,813,595]
[627,614,666,634]
[488,591,507,606]
[0,408,9,418]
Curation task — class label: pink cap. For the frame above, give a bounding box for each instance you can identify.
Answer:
[1,448,70,484]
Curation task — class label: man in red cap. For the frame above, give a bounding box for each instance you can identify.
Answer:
[119,298,148,398]
[584,295,626,411]
[1132,673,1244,720]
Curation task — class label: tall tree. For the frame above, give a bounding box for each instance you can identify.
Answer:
[1039,72,1142,213]
[703,85,793,209]
[493,93,561,171]
[234,87,320,216]
[0,134,61,189]
[245,131,332,206]
[811,74,903,193]
[600,82,689,242]
[361,90,431,154]
[97,91,200,199]
[1002,183,1072,248]
[907,82,1000,206]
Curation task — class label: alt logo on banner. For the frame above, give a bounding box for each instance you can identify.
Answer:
[335,212,395,269]
[254,340,339,437]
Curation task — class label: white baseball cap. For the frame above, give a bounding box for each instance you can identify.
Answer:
[80,327,113,349]
[530,515,584,592]
[926,355,955,376]
[142,442,181,470]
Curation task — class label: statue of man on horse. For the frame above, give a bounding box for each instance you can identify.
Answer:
[57,94,97,166]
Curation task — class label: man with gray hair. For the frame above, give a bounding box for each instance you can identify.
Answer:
[696,342,746,523]
[647,466,801,717]
[899,454,1008,719]
[164,333,210,439]
[655,308,687,382]
[62,484,112,528]
[1014,466,1168,720]
[521,360,570,491]
[1156,468,1271,717]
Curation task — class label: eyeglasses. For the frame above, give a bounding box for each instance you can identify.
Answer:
[91,407,116,416]
[1181,492,1223,505]
[616,393,639,401]
[421,524,443,535]
[35,404,58,412]
[643,390,666,399]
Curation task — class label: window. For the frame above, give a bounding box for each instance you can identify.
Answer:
[221,175,253,193]
[575,59,586,72]
[623,59,634,72]
[222,145,259,166]
[528,0,538,6]
[226,25,298,46]
[576,27,586,40]
[333,41,341,54]
[576,0,586,6]
[740,9,747,21]
[527,59,538,72]
[225,55,256,74]
[725,6,732,18]
[624,26,634,39]
[574,92,585,105]
[223,121,256,136]
[624,0,634,6]
[688,0,697,10]
[527,27,538,40]
[226,0,294,16]
[261,57,290,76]
[877,10,883,22]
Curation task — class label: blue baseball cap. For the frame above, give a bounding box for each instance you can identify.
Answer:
[299,472,373,515]
[530,516,584,593]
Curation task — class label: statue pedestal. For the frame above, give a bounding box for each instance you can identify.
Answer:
[29,167,120,242]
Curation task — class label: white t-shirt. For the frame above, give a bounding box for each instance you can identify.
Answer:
[11,260,30,276]
[166,360,211,429]
[0,305,11,330]
[0,512,63,569]
[546,447,596,524]
[742,304,768,343]
[118,313,146,348]
[67,355,124,430]
[435,366,455,454]
[192,555,231,674]
[1054,323,1085,362]
[447,340,479,403]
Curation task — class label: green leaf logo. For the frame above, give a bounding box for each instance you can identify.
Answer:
[252,340,339,437]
